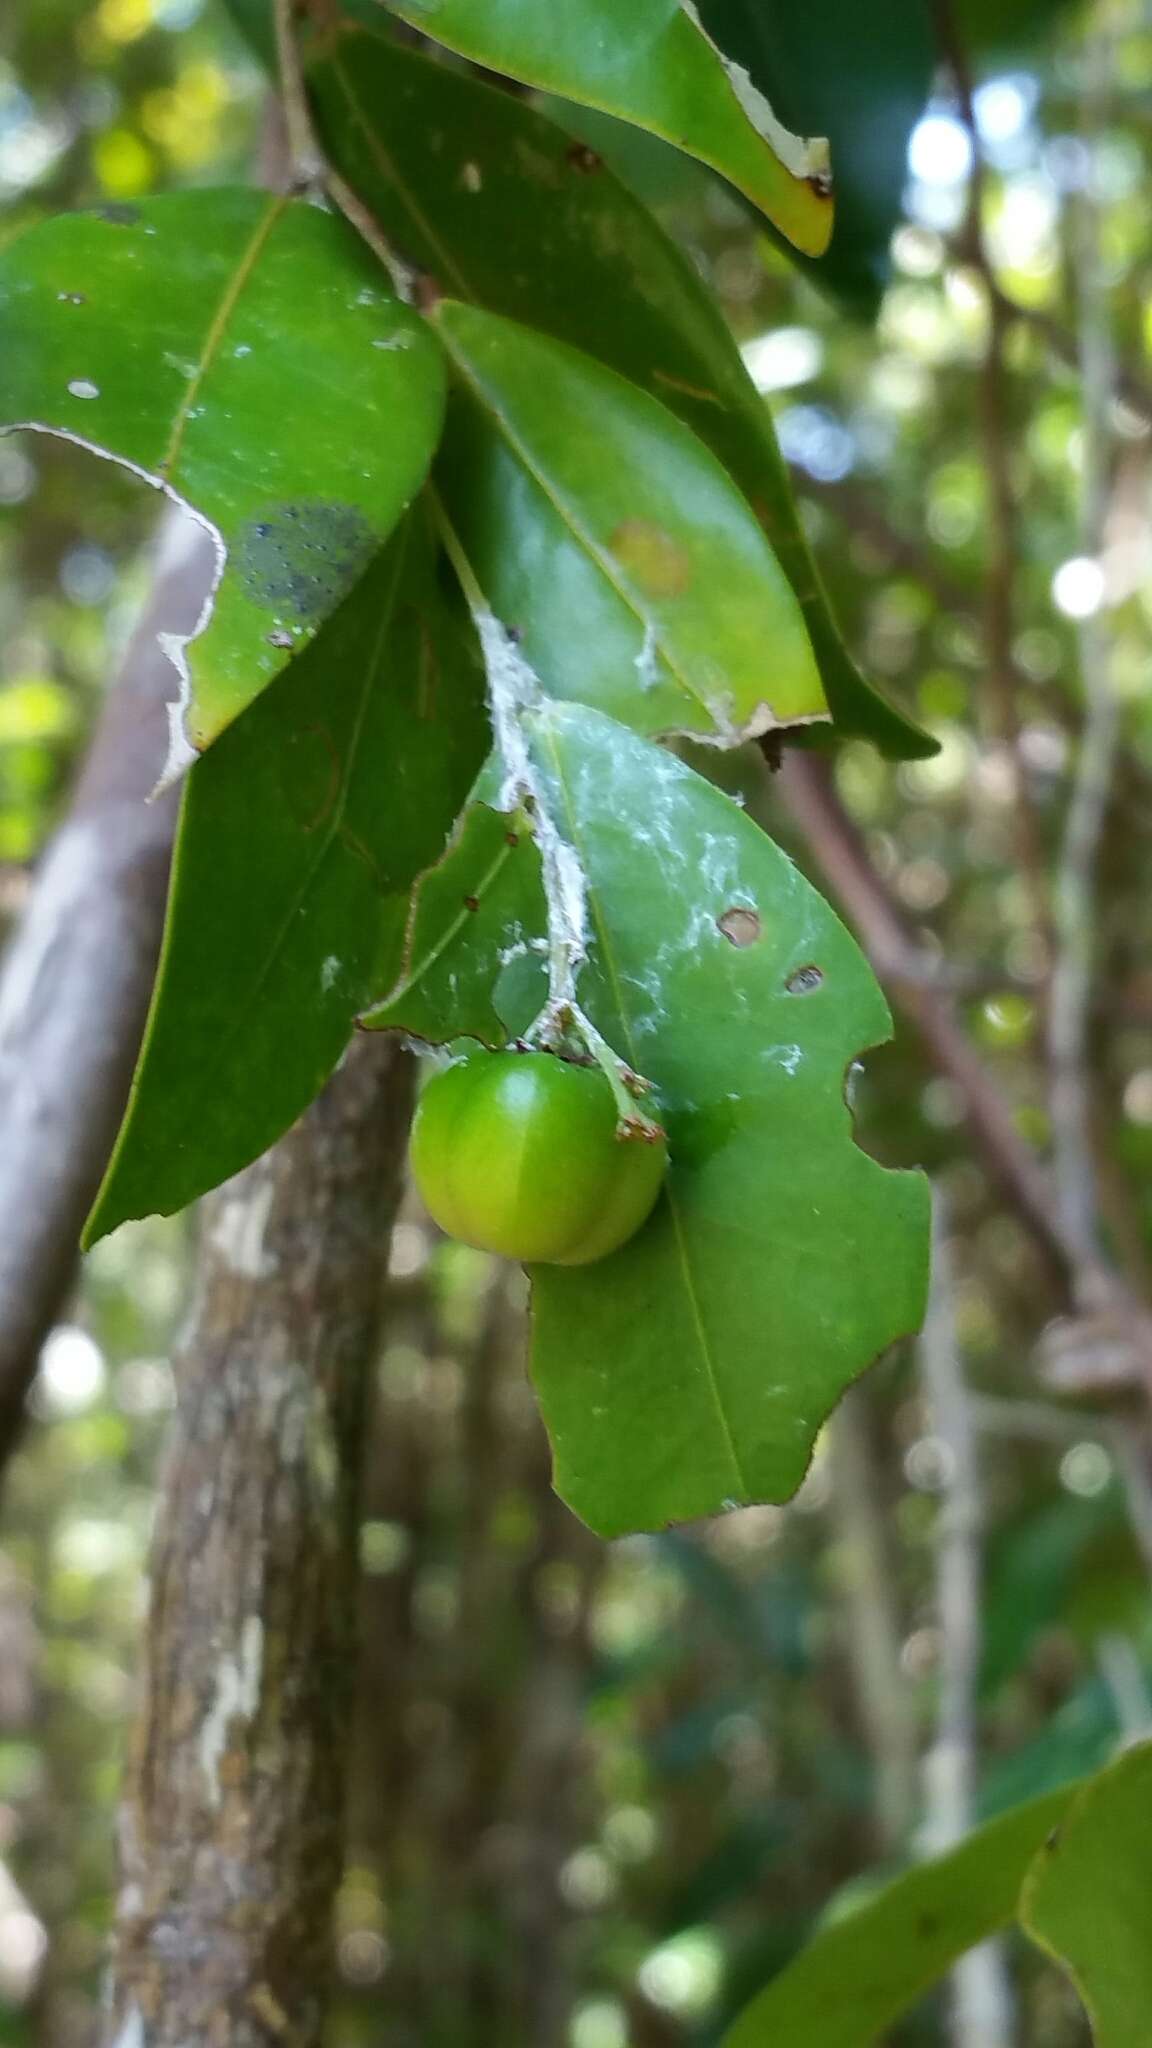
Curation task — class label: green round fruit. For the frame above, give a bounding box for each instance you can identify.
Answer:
[410,1047,668,1266]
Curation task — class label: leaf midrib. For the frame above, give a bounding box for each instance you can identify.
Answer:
[537,715,751,1502]
[370,814,523,1030]
[159,193,288,479]
[440,328,733,732]
[325,53,473,301]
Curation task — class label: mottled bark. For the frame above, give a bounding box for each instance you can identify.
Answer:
[104,1034,414,2048]
[0,511,214,1465]
[344,1265,603,2047]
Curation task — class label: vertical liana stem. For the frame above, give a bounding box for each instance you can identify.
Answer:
[825,1391,918,1853]
[1046,25,1120,1293]
[933,0,1054,967]
[918,1193,1016,2048]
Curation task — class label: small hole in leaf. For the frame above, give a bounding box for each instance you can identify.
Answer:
[786,964,824,995]
[718,907,761,947]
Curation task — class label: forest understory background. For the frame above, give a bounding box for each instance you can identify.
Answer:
[2,0,1152,2042]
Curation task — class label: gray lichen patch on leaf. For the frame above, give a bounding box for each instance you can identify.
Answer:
[236,501,380,622]
[0,189,447,755]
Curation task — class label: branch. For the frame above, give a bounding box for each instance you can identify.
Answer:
[0,512,215,1469]
[798,473,974,617]
[826,1388,918,1851]
[917,1194,1015,2047]
[933,0,1053,963]
[1045,29,1121,1294]
[776,752,1071,1289]
[972,274,1152,433]
[103,1034,414,2048]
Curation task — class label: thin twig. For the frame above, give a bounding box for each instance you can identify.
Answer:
[969,1397,1152,1590]
[323,165,423,303]
[1046,28,1122,1295]
[825,1389,919,1852]
[933,0,1053,966]
[976,275,1152,430]
[968,1394,1105,1445]
[918,1193,1015,2048]
[272,0,325,192]
[776,752,1070,1287]
[274,0,424,300]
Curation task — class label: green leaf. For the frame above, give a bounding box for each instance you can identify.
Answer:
[1020,1740,1152,2046]
[958,0,1079,57]
[722,1783,1080,2047]
[367,699,928,1536]
[84,517,487,1244]
[695,0,934,314]
[365,802,547,1046]
[0,189,445,763]
[525,705,928,1534]
[435,301,827,744]
[372,0,832,256]
[307,32,933,758]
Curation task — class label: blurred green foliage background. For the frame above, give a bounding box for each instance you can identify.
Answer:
[3,0,1152,2043]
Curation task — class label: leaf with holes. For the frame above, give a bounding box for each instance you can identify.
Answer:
[527,704,928,1533]
[84,517,487,1244]
[371,0,832,255]
[1020,1740,1152,2046]
[0,189,445,768]
[365,698,928,1535]
[305,32,932,757]
[434,302,827,746]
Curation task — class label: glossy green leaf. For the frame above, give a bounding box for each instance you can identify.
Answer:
[435,301,827,744]
[367,698,928,1535]
[696,0,934,314]
[84,519,487,1244]
[958,0,1079,57]
[365,802,547,1045]
[526,705,928,1534]
[1020,1740,1152,2046]
[372,0,832,256]
[0,189,445,763]
[722,1783,1079,2047]
[307,32,933,758]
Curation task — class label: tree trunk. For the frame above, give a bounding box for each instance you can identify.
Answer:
[0,510,214,1465]
[104,1034,414,2048]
